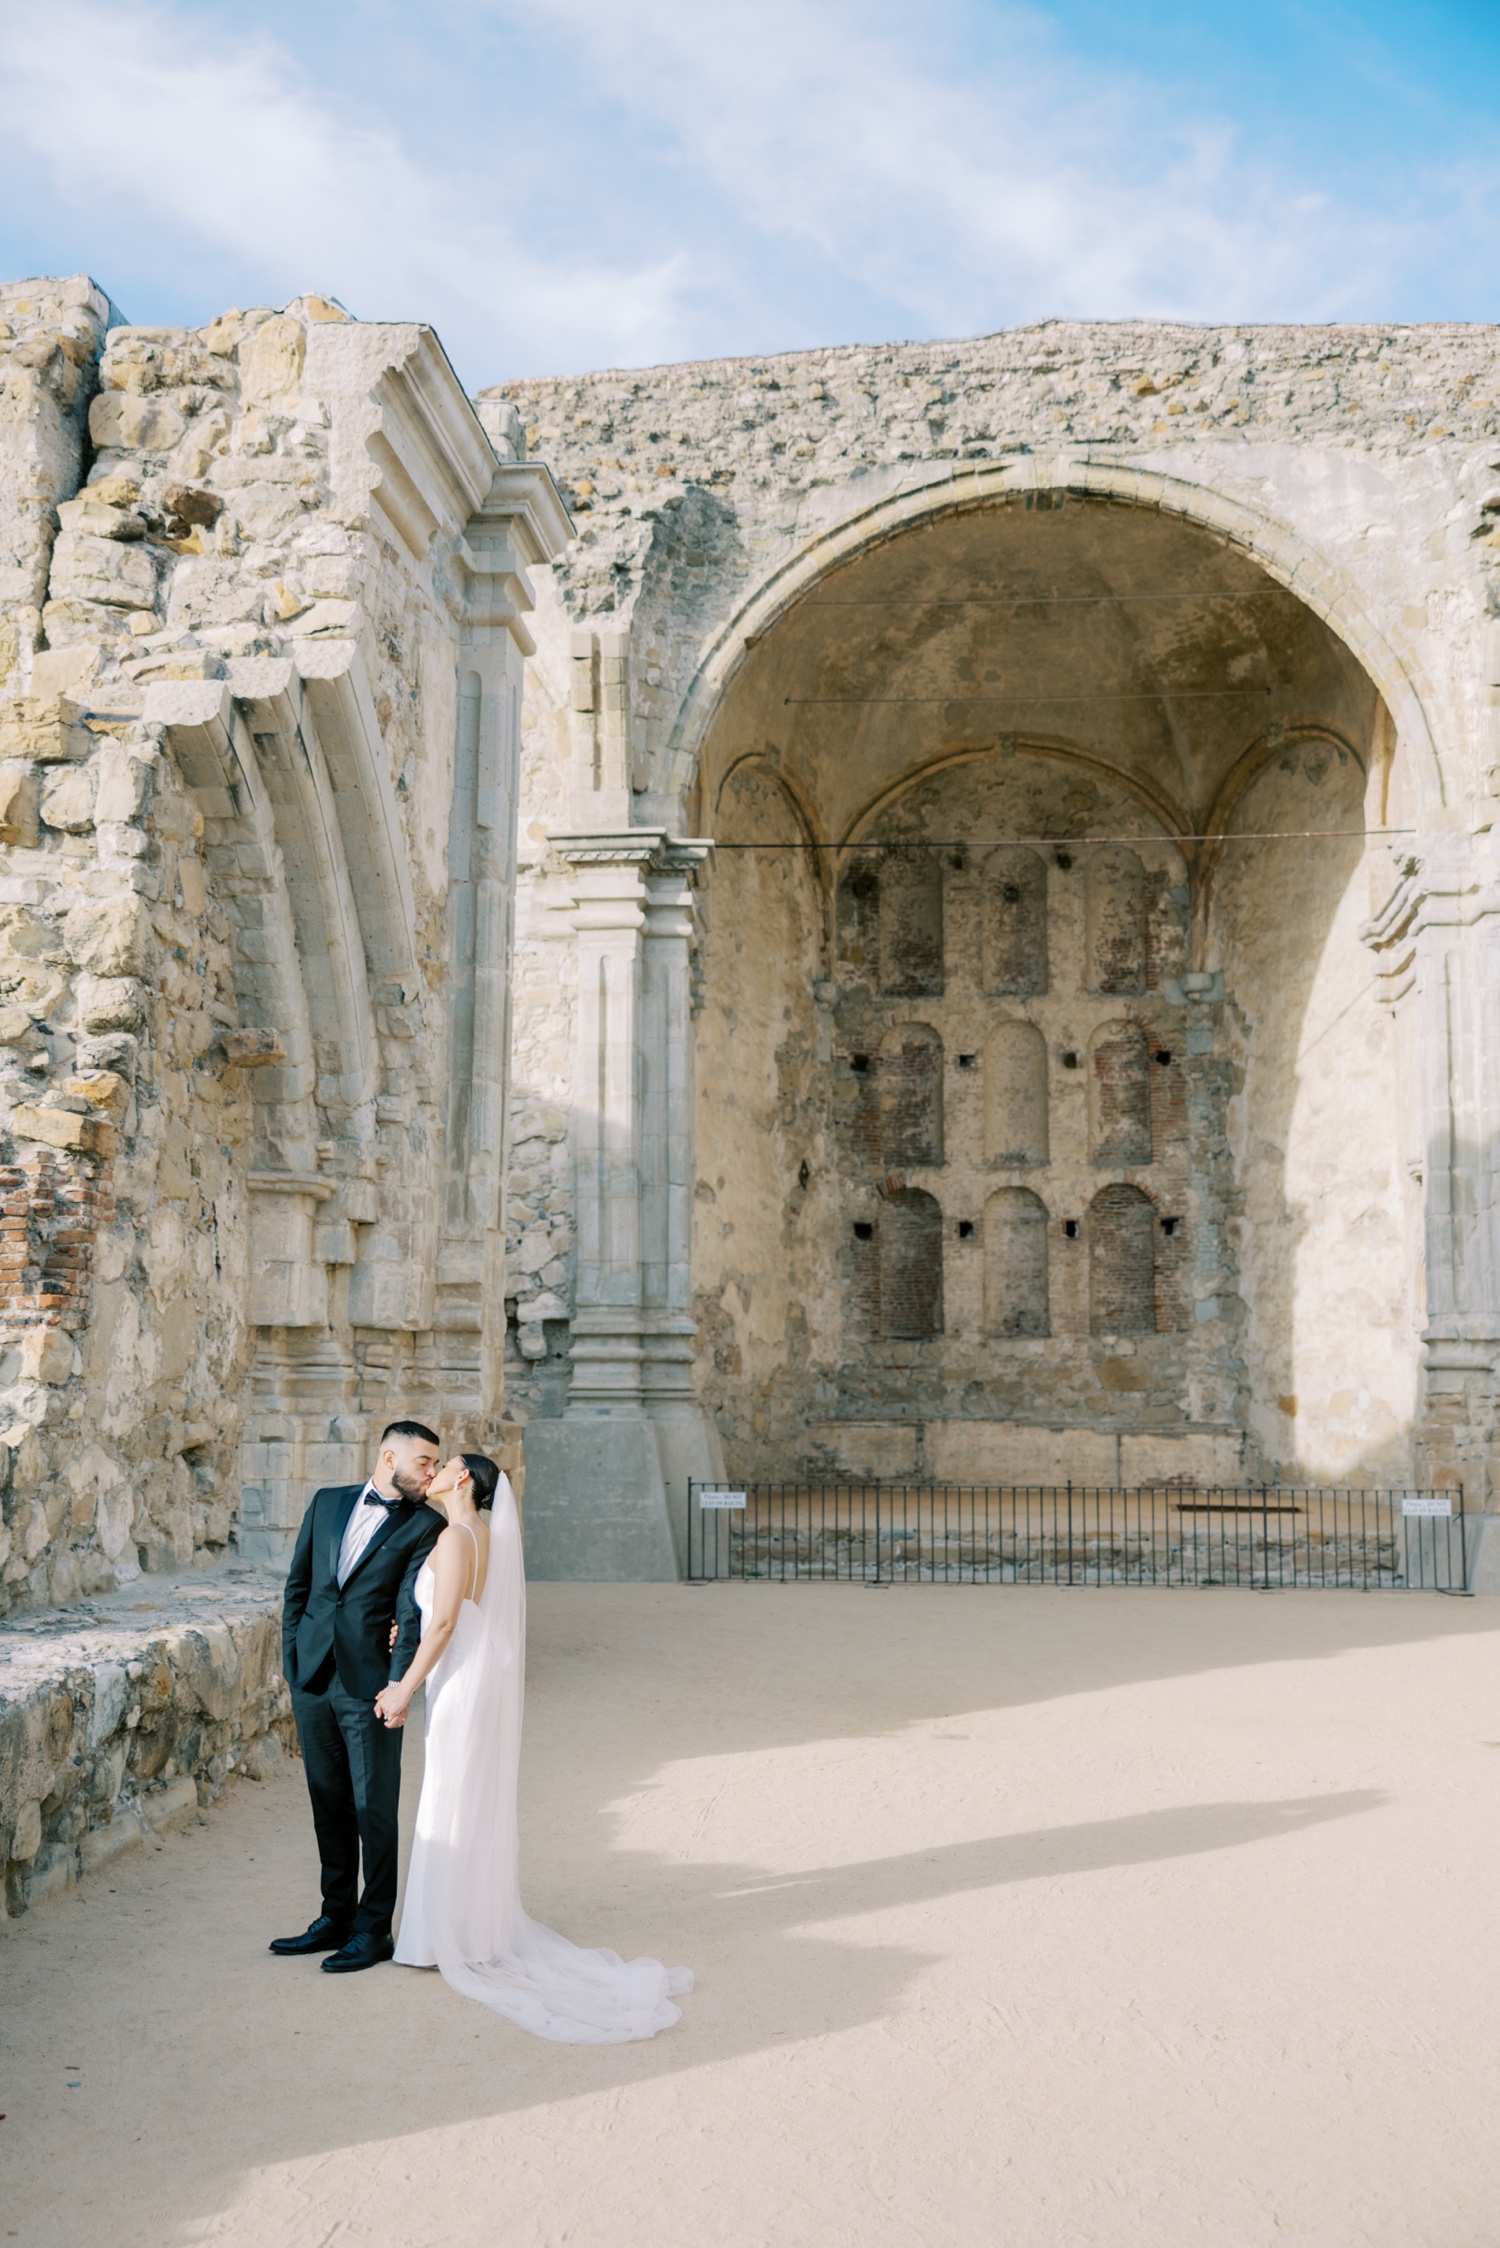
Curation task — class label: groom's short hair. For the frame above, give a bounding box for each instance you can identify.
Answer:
[381,1418,440,1447]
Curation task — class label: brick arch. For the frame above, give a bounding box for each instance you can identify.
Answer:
[878,1187,944,1339]
[878,1022,944,1166]
[1088,1182,1157,1335]
[669,462,1445,820]
[1089,1022,1153,1167]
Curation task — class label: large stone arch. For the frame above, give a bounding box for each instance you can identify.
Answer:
[679,458,1421,1493]
[669,460,1445,825]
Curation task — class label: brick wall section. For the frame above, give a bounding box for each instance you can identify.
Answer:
[1090,1023,1153,1166]
[1089,1184,1157,1335]
[879,1187,944,1339]
[879,1024,943,1166]
[0,1152,108,1330]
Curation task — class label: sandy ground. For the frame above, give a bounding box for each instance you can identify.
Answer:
[3,1581,1500,2248]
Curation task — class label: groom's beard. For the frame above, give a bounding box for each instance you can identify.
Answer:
[391,1468,431,1505]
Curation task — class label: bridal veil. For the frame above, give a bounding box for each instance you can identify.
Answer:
[396,1471,691,2042]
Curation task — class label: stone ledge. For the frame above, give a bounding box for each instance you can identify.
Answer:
[0,1562,290,1916]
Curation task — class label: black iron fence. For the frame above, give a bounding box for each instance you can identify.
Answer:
[687,1481,1469,1591]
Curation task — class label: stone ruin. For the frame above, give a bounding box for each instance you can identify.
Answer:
[5,270,1500,1902]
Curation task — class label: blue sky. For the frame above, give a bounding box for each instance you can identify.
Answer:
[0,0,1496,384]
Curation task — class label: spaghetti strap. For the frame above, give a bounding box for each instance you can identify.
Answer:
[457,1519,480,1603]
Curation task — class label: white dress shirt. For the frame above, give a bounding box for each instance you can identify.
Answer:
[337,1479,390,1586]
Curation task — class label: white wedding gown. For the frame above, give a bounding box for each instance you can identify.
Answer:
[393,1472,691,2042]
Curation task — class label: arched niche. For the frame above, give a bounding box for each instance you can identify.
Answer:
[1089,1183,1156,1334]
[1089,1022,1152,1167]
[879,1187,944,1338]
[1085,846,1149,995]
[984,1188,1050,1338]
[982,846,1048,996]
[879,1022,943,1166]
[984,1022,1049,1167]
[877,848,943,996]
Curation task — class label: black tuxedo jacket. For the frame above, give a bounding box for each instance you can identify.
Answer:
[282,1484,444,1704]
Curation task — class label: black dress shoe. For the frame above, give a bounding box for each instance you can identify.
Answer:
[269,1914,354,1956]
[322,1930,395,1974]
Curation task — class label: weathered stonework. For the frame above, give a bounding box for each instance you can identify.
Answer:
[492,320,1500,1550]
[0,277,567,1618]
[0,1563,290,1914]
[4,281,1500,1630]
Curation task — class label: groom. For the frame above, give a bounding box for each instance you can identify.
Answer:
[271,1420,445,1973]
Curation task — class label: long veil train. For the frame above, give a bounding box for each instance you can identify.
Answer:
[395,1473,692,2042]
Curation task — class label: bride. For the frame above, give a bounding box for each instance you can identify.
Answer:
[373,1452,691,2042]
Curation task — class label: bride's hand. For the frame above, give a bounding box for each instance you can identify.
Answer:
[374,1683,410,1729]
[388,1620,398,1651]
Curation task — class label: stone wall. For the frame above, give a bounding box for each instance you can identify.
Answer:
[493,319,1500,1525]
[0,1564,289,1915]
[0,277,567,1615]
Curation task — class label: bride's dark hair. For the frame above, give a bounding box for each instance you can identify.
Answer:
[459,1451,500,1511]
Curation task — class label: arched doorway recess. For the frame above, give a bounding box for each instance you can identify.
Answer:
[692,485,1419,1489]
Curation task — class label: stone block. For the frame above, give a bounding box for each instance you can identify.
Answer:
[63,893,152,977]
[522,1417,678,1581]
[140,1773,199,1830]
[49,531,157,611]
[238,315,305,405]
[78,1813,144,1876]
[10,1105,117,1158]
[19,1327,78,1384]
[88,390,186,453]
[24,1842,77,1906]
[92,746,153,824]
[75,974,146,1031]
[0,695,91,762]
[218,1027,285,1068]
[39,764,94,833]
[0,761,39,847]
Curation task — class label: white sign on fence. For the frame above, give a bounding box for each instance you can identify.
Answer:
[1402,1496,1453,1518]
[699,1489,747,1509]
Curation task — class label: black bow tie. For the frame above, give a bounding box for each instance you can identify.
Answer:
[363,1491,409,1511]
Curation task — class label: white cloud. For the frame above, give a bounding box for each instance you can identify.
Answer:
[500,0,1414,327]
[0,0,693,374]
[0,0,1486,380]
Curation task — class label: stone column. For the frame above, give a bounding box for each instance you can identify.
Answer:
[641,842,723,1566]
[522,829,718,1577]
[1367,831,1500,1505]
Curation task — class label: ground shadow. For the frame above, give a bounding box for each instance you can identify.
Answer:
[4,1580,1454,2244]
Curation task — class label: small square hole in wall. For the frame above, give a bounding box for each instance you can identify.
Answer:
[1161,1216,1178,1235]
[853,1221,874,1241]
[1064,1219,1079,1239]
[851,1054,870,1073]
[957,1220,975,1239]
[1054,849,1074,869]
[1155,1049,1173,1067]
[957,1053,977,1069]
[1062,1051,1079,1069]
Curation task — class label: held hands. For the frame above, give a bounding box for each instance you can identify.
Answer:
[374,1682,412,1729]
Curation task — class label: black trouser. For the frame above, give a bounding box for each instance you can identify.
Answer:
[291,1668,404,1937]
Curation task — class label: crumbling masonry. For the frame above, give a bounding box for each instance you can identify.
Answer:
[7,271,1500,1901]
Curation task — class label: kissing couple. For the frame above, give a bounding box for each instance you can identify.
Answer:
[271,1419,691,2042]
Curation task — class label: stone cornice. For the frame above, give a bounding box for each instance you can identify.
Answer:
[550,828,713,876]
